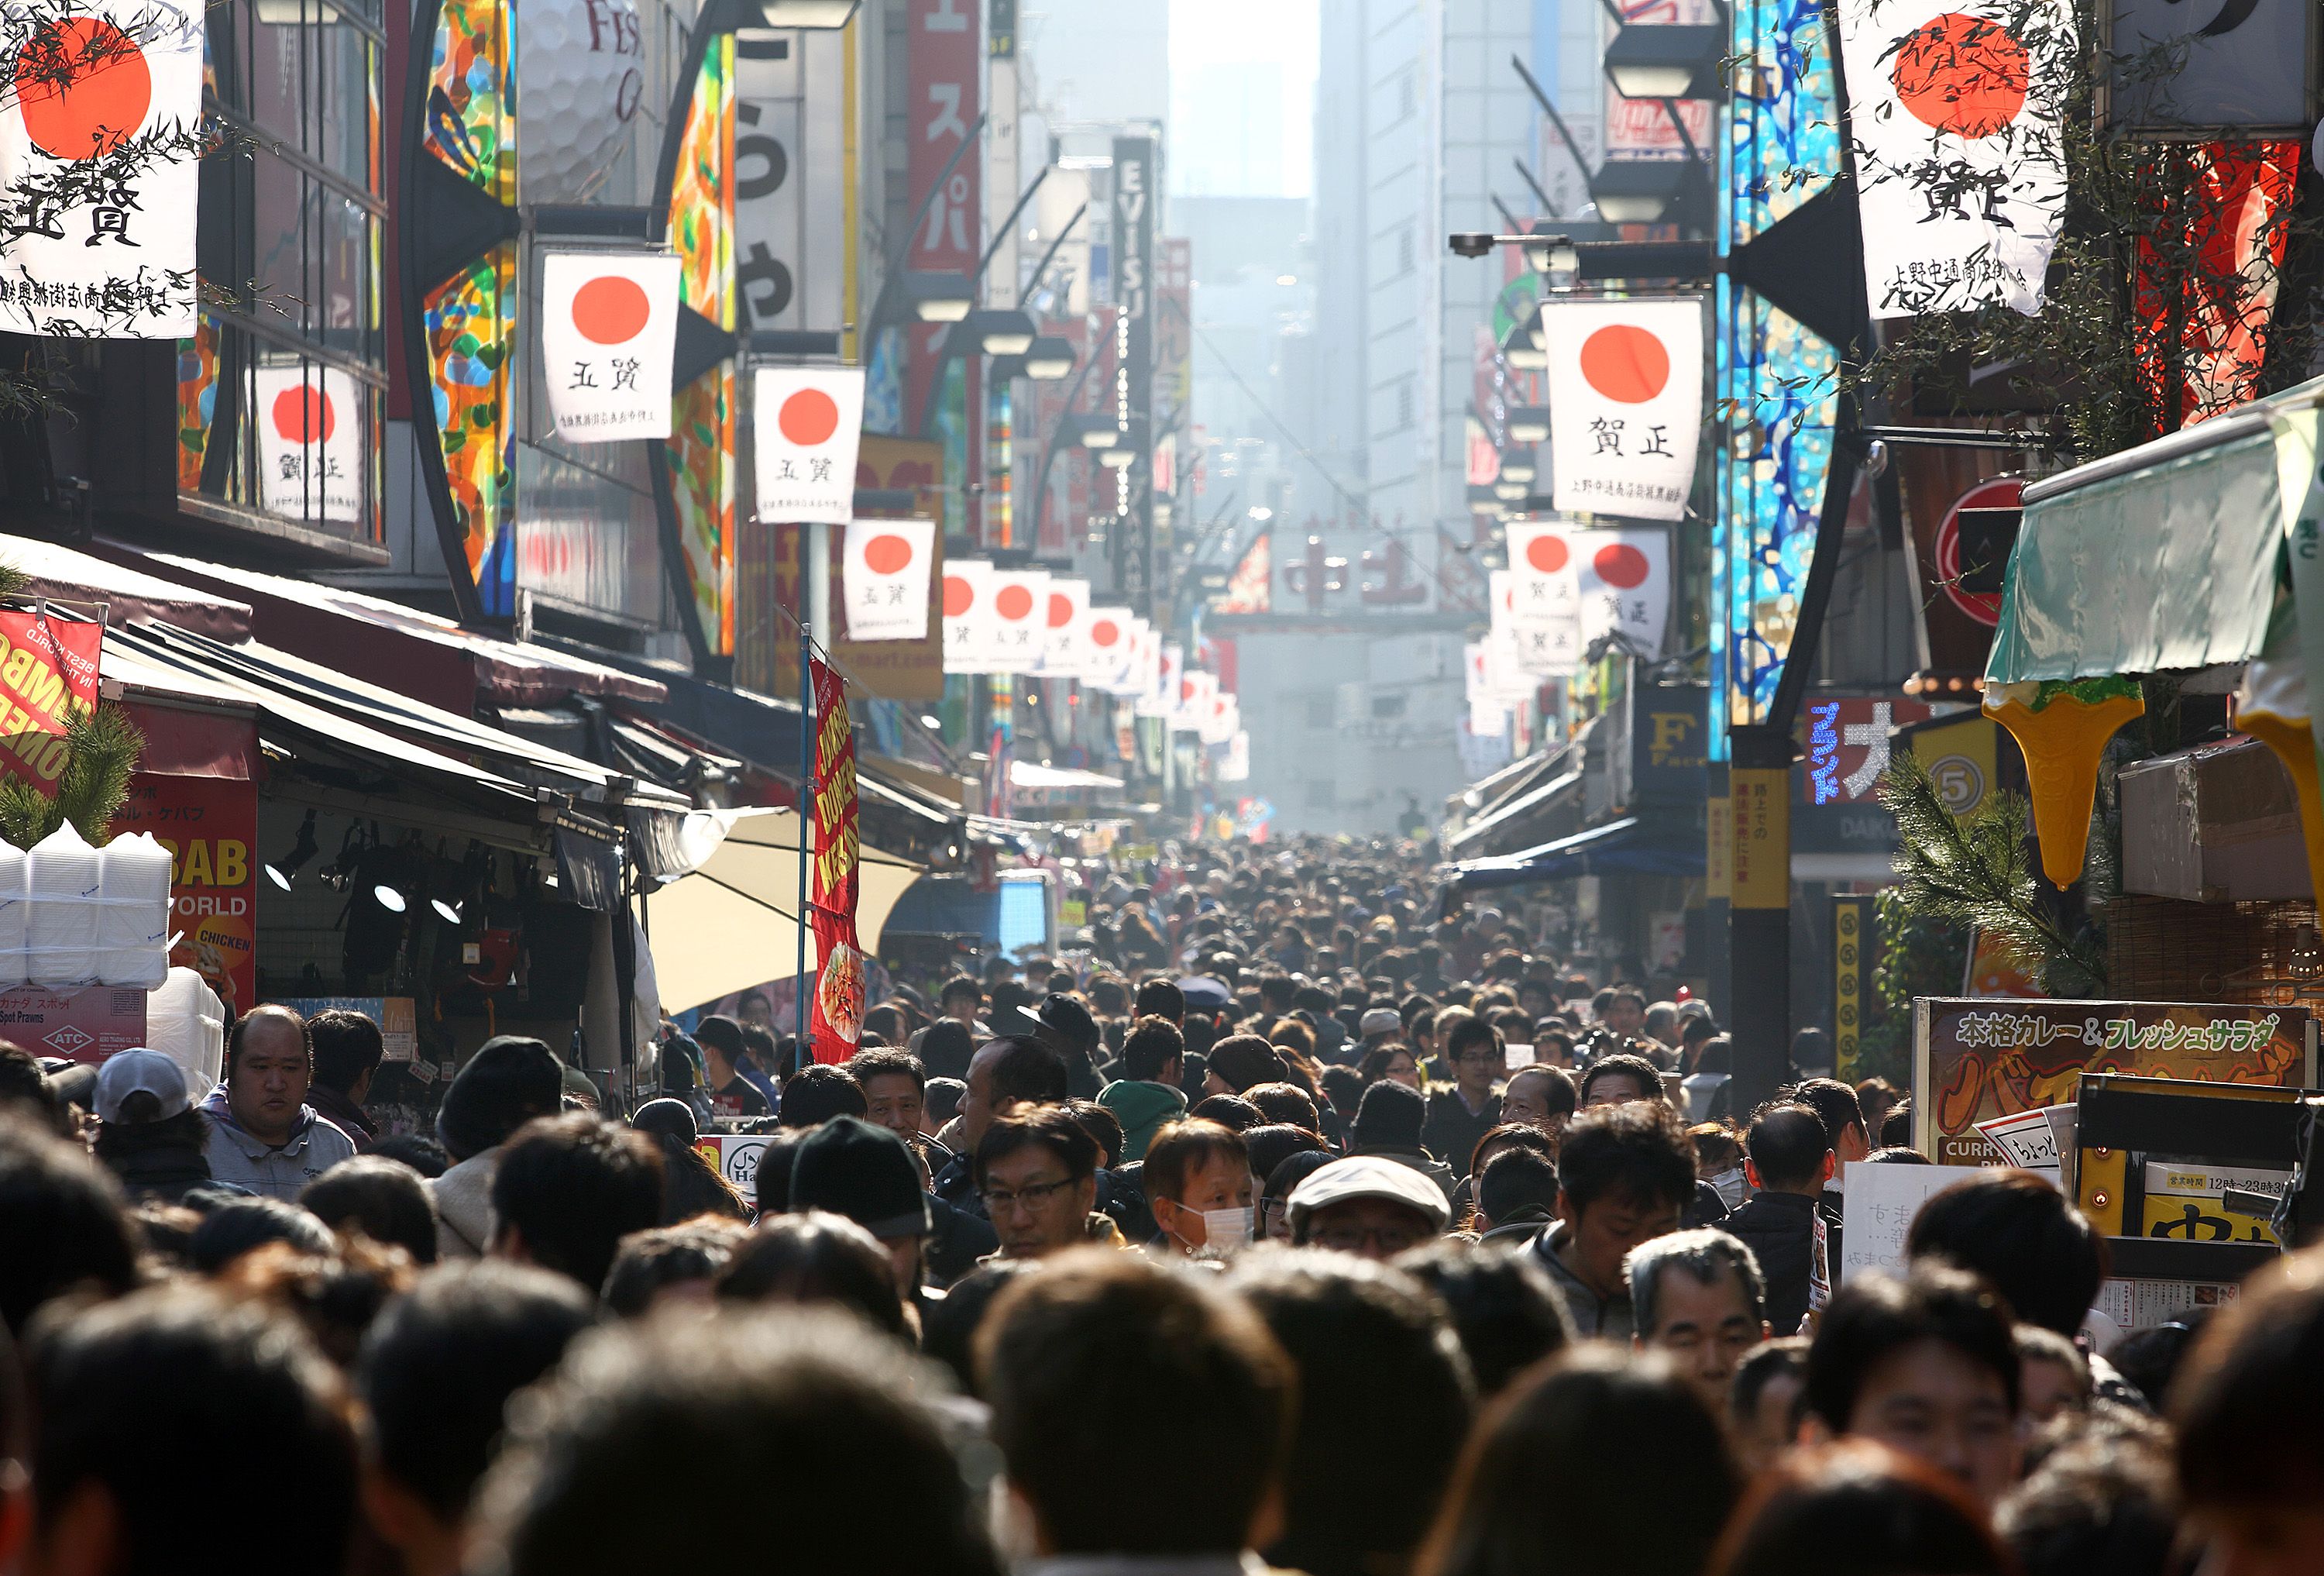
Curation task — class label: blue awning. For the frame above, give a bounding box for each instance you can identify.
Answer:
[1445,815,1703,893]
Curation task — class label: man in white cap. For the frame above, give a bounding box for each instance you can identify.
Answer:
[1284,1154,1450,1261]
[91,1047,218,1203]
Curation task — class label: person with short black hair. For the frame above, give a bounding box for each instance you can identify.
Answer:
[976,1106,1104,1260]
[187,1195,336,1275]
[489,1113,664,1296]
[600,1218,748,1317]
[1710,1440,2015,1576]
[921,1258,1040,1395]
[300,1154,439,1264]
[980,1251,1293,1563]
[1473,1146,1560,1242]
[1721,1101,1834,1339]
[306,1007,385,1151]
[357,1261,597,1576]
[1577,1051,1666,1110]
[1628,1227,1770,1411]
[919,1019,976,1083]
[716,1212,912,1339]
[776,1063,867,1129]
[1204,1033,1285,1097]
[1424,1015,1504,1180]
[465,1309,1003,1576]
[1789,1076,1871,1176]
[201,1004,358,1199]
[1805,1264,2021,1508]
[1527,1100,1696,1337]
[1348,1079,1457,1201]
[431,1036,566,1260]
[0,1114,139,1336]
[1098,1015,1188,1162]
[1731,1337,1810,1477]
[1498,1064,1576,1138]
[1999,1423,2180,1576]
[1143,1118,1253,1254]
[937,975,986,1027]
[848,1047,930,1147]
[930,1035,1071,1216]
[1133,976,1187,1025]
[789,1115,930,1299]
[1906,1168,2107,1338]
[2016,1325,2092,1424]
[693,1015,772,1120]
[1229,1249,1474,1576]
[1394,1240,1571,1397]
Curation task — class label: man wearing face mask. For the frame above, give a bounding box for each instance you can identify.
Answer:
[1143,1118,1255,1255]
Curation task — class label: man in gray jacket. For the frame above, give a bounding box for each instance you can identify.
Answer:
[201,1004,356,1199]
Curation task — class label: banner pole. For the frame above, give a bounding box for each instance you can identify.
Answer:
[797,619,813,1059]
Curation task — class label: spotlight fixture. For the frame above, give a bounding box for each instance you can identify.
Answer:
[263,810,320,892]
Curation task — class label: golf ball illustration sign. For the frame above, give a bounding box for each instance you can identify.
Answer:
[0,0,201,336]
[539,250,680,442]
[254,363,363,522]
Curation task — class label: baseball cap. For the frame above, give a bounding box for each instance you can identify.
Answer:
[95,1048,190,1124]
[1285,1155,1452,1236]
[1018,992,1100,1053]
[790,1115,932,1241]
[1360,1007,1403,1039]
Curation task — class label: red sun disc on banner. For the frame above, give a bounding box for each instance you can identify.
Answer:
[779,389,841,445]
[1047,593,1074,628]
[16,19,150,160]
[571,276,651,344]
[1893,12,2029,138]
[1525,533,1569,573]
[271,384,335,443]
[1579,325,1671,404]
[994,584,1033,621]
[863,534,912,575]
[942,576,973,618]
[1593,543,1651,589]
[1090,618,1120,646]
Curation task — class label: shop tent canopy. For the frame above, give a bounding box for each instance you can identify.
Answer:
[640,808,923,1012]
[1444,814,1703,894]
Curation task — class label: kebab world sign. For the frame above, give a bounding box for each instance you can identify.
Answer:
[1913,998,2316,1167]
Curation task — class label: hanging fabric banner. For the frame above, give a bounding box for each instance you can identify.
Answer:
[1540,298,1703,522]
[1572,526,1673,658]
[0,609,101,795]
[1140,640,1181,718]
[1504,518,1584,673]
[253,363,364,523]
[1486,571,1542,702]
[985,568,1050,675]
[808,656,861,1063]
[0,0,203,336]
[1085,606,1135,691]
[1838,0,2078,318]
[540,251,681,442]
[940,557,995,674]
[1038,577,1092,679]
[841,518,935,642]
[754,365,865,523]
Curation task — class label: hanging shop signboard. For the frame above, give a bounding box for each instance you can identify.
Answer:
[540,250,681,442]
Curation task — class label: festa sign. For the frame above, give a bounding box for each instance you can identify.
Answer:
[808,656,861,1065]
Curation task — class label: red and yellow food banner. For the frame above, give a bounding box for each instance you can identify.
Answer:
[0,611,100,794]
[808,656,861,1064]
[110,773,257,1014]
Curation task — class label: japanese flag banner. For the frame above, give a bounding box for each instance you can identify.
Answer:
[1504,519,1583,671]
[540,251,680,442]
[1037,577,1092,679]
[253,363,363,523]
[841,518,934,642]
[1540,298,1702,523]
[1839,0,2076,318]
[1485,572,1540,703]
[1571,527,1673,657]
[1465,642,1509,737]
[1175,669,1216,734]
[940,558,995,675]
[0,0,202,337]
[985,569,1050,675]
[1084,606,1135,691]
[1201,686,1238,746]
[1140,642,1182,719]
[1219,731,1250,783]
[754,366,865,523]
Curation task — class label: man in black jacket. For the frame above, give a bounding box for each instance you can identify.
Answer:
[1717,1101,1831,1338]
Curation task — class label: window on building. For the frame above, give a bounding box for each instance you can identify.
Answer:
[1397,380,1415,430]
[1398,226,1415,275]
[1371,692,1407,720]
[1397,67,1417,119]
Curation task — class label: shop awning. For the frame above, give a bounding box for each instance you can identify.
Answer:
[1444,814,1703,893]
[1010,761,1124,795]
[639,808,924,1011]
[1988,377,2324,686]
[1445,766,1583,855]
[0,535,252,639]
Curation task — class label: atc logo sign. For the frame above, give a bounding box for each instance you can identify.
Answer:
[43,1023,91,1057]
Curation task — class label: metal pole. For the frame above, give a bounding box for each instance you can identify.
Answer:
[796,620,813,1057]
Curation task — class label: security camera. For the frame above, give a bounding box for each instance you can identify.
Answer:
[1448,232,1496,259]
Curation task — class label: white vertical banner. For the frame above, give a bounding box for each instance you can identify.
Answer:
[1201,686,1238,746]
[1128,618,1160,700]
[1175,669,1216,734]
[842,517,934,642]
[1838,0,2076,318]
[1219,731,1250,782]
[1085,606,1135,690]
[754,366,866,523]
[1141,640,1181,718]
[1540,298,1703,523]
[941,558,996,674]
[1464,641,1509,736]
[540,250,680,442]
[1038,577,1091,678]
[1572,527,1673,657]
[253,363,363,522]
[0,0,203,336]
[733,27,846,333]
[1505,518,1584,673]
[1486,572,1538,704]
[985,568,1050,674]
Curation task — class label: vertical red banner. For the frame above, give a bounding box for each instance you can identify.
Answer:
[111,773,259,1016]
[808,657,862,1063]
[0,611,100,796]
[903,0,982,428]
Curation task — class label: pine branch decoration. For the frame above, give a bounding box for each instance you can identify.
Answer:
[0,704,144,850]
[1877,746,2106,996]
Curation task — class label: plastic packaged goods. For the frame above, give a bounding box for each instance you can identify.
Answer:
[0,840,27,987]
[97,831,174,989]
[146,965,226,1098]
[26,821,100,987]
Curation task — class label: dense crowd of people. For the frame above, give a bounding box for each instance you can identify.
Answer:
[0,836,2312,1576]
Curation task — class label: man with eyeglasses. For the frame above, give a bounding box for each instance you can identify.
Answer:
[974,1105,1109,1260]
[1421,1015,1504,1179]
[1284,1154,1450,1261]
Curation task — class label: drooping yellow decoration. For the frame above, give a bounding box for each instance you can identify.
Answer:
[1984,677,2145,886]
